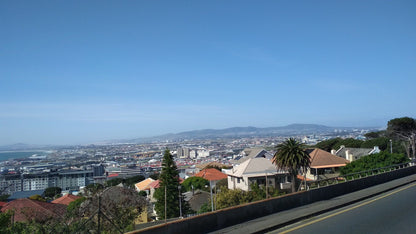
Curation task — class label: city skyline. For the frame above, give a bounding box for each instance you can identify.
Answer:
[1,1,415,145]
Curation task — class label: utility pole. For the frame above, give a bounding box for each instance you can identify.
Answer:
[164,185,167,223]
[98,195,101,234]
[304,167,307,191]
[210,180,213,211]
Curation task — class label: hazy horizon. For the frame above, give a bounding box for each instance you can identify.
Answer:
[1,1,415,145]
[1,122,386,146]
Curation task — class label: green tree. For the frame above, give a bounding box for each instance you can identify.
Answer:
[216,178,228,189]
[154,149,180,219]
[198,202,211,214]
[249,183,283,201]
[360,137,390,151]
[44,187,62,199]
[84,183,104,196]
[125,175,145,187]
[138,190,147,197]
[340,152,409,175]
[365,131,386,139]
[332,138,363,150]
[66,197,87,218]
[181,177,209,192]
[0,211,12,233]
[105,178,124,187]
[315,138,342,151]
[387,117,416,159]
[0,194,9,202]
[149,173,160,180]
[215,188,253,209]
[28,194,46,202]
[273,138,310,193]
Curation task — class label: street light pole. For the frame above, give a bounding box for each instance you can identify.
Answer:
[390,139,393,154]
[178,185,182,218]
[265,172,268,199]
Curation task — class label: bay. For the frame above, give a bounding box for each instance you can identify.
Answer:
[0,151,49,162]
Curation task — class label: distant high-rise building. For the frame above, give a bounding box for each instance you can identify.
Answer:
[183,148,190,158]
[93,164,105,177]
[177,148,183,158]
[0,170,94,195]
[190,150,197,159]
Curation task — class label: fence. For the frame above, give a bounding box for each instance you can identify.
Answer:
[305,161,413,190]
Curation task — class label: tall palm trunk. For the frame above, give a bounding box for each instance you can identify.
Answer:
[291,173,296,193]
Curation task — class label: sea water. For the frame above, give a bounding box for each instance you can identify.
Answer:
[0,151,47,162]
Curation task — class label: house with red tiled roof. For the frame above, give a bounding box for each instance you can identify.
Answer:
[134,178,155,194]
[1,198,67,223]
[194,168,227,182]
[305,148,350,181]
[51,194,81,206]
[194,168,228,190]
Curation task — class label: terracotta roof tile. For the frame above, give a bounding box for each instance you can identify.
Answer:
[148,177,184,189]
[194,168,227,181]
[308,148,349,168]
[135,178,155,191]
[1,198,67,223]
[51,194,81,206]
[149,180,160,189]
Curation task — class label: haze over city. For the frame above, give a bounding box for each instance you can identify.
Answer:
[1,1,415,145]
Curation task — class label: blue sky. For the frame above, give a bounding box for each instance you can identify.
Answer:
[1,1,415,145]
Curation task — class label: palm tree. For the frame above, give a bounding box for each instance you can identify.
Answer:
[272,138,310,193]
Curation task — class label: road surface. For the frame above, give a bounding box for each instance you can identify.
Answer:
[269,182,416,234]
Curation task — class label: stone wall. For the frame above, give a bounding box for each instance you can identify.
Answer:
[130,165,416,234]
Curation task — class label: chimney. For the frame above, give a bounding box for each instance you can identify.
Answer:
[331,149,336,155]
[345,150,351,161]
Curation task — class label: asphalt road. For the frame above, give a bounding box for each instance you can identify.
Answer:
[269,182,416,234]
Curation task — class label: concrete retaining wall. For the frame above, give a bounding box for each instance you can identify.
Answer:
[131,166,416,234]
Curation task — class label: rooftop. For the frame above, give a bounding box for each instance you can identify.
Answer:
[1,198,67,223]
[307,148,349,169]
[52,193,81,206]
[194,168,228,181]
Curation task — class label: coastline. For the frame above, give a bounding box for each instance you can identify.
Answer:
[0,151,51,162]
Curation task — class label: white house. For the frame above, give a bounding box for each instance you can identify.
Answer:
[226,158,288,191]
[332,145,381,161]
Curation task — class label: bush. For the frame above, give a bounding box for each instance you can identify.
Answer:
[340,152,409,175]
[181,177,209,192]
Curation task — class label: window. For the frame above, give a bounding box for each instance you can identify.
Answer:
[237,178,240,183]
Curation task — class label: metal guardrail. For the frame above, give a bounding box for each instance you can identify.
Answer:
[304,160,414,190]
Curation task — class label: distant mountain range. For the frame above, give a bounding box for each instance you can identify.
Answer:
[123,123,380,143]
[0,124,381,149]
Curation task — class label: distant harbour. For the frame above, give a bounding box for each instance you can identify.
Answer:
[0,151,50,162]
